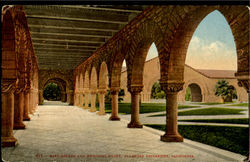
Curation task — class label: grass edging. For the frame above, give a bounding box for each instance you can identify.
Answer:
[145,124,248,156]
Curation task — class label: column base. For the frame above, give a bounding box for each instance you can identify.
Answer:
[83,106,89,109]
[127,122,143,128]
[97,111,106,115]
[13,123,26,130]
[1,136,17,147]
[89,108,97,112]
[160,134,183,142]
[23,116,31,121]
[109,115,120,121]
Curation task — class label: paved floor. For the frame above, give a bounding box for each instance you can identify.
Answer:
[2,101,246,162]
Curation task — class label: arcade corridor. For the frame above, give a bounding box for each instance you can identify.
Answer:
[2,101,245,161]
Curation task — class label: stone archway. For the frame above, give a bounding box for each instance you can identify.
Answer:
[43,78,67,102]
[38,70,74,105]
[89,66,98,112]
[188,83,202,102]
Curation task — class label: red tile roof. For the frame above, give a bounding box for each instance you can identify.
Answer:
[196,69,236,79]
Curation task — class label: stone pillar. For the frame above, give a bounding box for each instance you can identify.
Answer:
[89,91,97,112]
[160,81,184,142]
[236,77,249,161]
[84,91,89,109]
[73,93,76,105]
[79,92,84,107]
[1,82,18,147]
[29,90,34,114]
[23,90,31,121]
[39,90,43,105]
[68,90,74,105]
[31,90,36,113]
[61,92,66,102]
[128,85,143,128]
[14,90,26,129]
[109,87,120,121]
[97,89,106,115]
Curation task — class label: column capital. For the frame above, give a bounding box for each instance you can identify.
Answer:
[24,88,30,94]
[110,87,120,95]
[160,80,184,94]
[128,85,143,94]
[15,87,25,94]
[98,89,107,94]
[90,90,97,94]
[235,73,249,93]
[1,80,17,94]
[237,79,249,93]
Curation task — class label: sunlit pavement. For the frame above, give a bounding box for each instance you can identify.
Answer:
[2,101,246,162]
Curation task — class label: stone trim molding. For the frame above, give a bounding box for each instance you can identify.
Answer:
[160,80,185,94]
[128,84,143,94]
[1,81,17,93]
[110,87,120,95]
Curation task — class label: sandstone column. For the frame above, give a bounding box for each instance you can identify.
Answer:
[109,87,120,121]
[79,92,84,107]
[74,92,79,106]
[97,89,106,115]
[68,90,74,105]
[29,89,34,114]
[160,81,184,142]
[14,90,26,129]
[61,92,66,102]
[31,90,37,113]
[236,76,249,161]
[89,91,97,112]
[84,90,89,109]
[1,82,17,147]
[39,90,44,105]
[23,90,31,121]
[128,85,143,128]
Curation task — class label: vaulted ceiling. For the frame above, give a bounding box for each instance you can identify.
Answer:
[24,5,147,70]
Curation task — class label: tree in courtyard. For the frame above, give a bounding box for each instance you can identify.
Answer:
[43,83,61,101]
[151,81,166,99]
[185,87,191,101]
[105,89,125,103]
[214,80,237,103]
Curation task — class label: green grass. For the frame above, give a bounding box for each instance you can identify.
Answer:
[149,108,245,117]
[145,124,248,156]
[228,103,249,107]
[97,103,200,114]
[179,118,249,124]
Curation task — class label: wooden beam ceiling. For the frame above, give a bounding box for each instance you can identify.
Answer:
[24,5,145,70]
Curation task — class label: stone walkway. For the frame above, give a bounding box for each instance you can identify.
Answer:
[1,101,246,162]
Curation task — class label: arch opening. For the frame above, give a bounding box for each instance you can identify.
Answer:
[186,83,202,102]
[43,83,62,101]
[42,78,67,103]
[185,10,237,71]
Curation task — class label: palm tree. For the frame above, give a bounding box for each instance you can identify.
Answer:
[214,80,235,103]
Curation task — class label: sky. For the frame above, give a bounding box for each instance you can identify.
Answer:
[123,10,237,70]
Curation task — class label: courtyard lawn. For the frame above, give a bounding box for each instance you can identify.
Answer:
[178,118,249,124]
[228,103,249,107]
[97,103,200,114]
[149,108,245,117]
[145,124,248,156]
